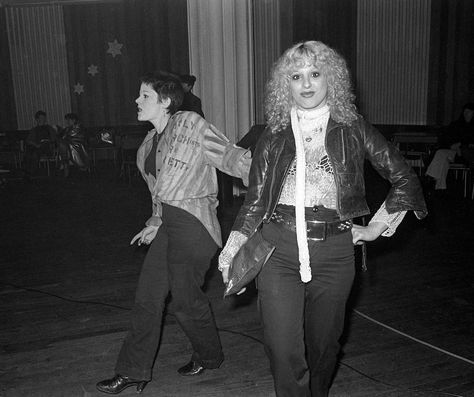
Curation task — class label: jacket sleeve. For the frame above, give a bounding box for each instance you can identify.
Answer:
[361,120,428,219]
[231,127,273,236]
[201,124,251,186]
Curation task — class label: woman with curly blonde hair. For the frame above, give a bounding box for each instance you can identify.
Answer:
[265,40,358,132]
[219,40,427,396]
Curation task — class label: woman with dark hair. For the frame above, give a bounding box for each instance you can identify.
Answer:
[448,103,474,144]
[426,102,474,189]
[58,113,89,177]
[96,72,250,394]
[24,110,57,177]
[218,41,427,396]
[448,102,474,165]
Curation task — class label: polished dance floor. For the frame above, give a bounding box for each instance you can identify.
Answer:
[1,166,473,396]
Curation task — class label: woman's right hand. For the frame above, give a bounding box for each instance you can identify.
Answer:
[218,249,232,284]
[130,225,159,246]
[221,266,230,285]
[218,248,247,295]
[218,231,249,293]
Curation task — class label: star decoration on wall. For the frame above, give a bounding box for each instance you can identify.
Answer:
[73,83,84,95]
[87,64,99,76]
[107,39,123,58]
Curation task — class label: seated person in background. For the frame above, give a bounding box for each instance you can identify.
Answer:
[439,102,474,165]
[450,103,474,143]
[178,74,205,118]
[454,103,474,167]
[24,110,57,176]
[58,113,89,177]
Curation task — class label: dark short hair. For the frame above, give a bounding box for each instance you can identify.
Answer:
[35,110,46,119]
[140,72,184,114]
[65,113,79,123]
[180,74,196,87]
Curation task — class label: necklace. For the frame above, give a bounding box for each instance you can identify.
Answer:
[303,125,324,142]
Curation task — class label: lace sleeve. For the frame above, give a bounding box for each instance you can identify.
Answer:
[218,231,248,271]
[369,201,407,237]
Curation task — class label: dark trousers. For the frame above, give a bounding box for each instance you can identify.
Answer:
[258,216,355,397]
[115,204,224,380]
[24,145,47,175]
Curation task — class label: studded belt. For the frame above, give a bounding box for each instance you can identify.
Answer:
[270,209,352,241]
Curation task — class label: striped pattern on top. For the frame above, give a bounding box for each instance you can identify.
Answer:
[136,111,251,247]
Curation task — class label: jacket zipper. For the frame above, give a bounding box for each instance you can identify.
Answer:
[325,126,343,216]
[264,153,295,222]
[340,128,346,165]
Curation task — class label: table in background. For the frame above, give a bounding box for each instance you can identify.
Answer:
[400,150,425,175]
[448,163,472,199]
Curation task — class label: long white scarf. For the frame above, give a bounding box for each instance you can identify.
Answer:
[290,107,312,282]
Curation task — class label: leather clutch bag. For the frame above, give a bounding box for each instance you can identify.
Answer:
[224,230,275,297]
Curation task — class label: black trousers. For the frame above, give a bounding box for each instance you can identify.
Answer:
[115,204,224,380]
[258,209,355,397]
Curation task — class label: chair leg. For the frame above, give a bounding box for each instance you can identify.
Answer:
[464,171,467,198]
[471,171,474,200]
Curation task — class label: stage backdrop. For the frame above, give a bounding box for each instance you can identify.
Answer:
[5,4,71,130]
[63,0,188,128]
[3,0,188,130]
[0,8,17,131]
[291,0,474,125]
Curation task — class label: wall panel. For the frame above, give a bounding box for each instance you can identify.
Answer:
[357,0,431,124]
[6,5,71,129]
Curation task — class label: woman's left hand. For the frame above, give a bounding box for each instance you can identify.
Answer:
[351,222,387,245]
[130,225,159,246]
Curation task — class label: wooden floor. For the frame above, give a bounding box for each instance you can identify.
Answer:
[1,166,474,397]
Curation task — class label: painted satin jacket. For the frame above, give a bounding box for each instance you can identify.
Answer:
[136,111,251,247]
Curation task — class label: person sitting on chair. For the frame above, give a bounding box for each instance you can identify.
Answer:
[24,110,57,177]
[57,113,89,177]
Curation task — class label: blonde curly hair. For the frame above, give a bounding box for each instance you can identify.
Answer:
[265,41,358,132]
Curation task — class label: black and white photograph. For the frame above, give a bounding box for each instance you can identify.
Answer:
[0,0,473,396]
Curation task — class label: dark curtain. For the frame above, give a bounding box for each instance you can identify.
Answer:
[63,0,188,128]
[0,7,17,131]
[428,0,474,125]
[290,0,474,126]
[292,0,358,89]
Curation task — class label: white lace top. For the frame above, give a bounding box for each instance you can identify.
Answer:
[278,105,336,208]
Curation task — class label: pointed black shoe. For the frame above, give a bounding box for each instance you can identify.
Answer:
[177,360,205,376]
[96,374,148,394]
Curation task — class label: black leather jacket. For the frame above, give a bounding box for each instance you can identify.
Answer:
[233,117,427,236]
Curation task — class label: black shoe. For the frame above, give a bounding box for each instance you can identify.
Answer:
[177,360,205,376]
[96,374,148,394]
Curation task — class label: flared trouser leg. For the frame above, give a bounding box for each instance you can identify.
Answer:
[115,225,169,381]
[166,207,224,369]
[258,221,355,397]
[115,205,223,380]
